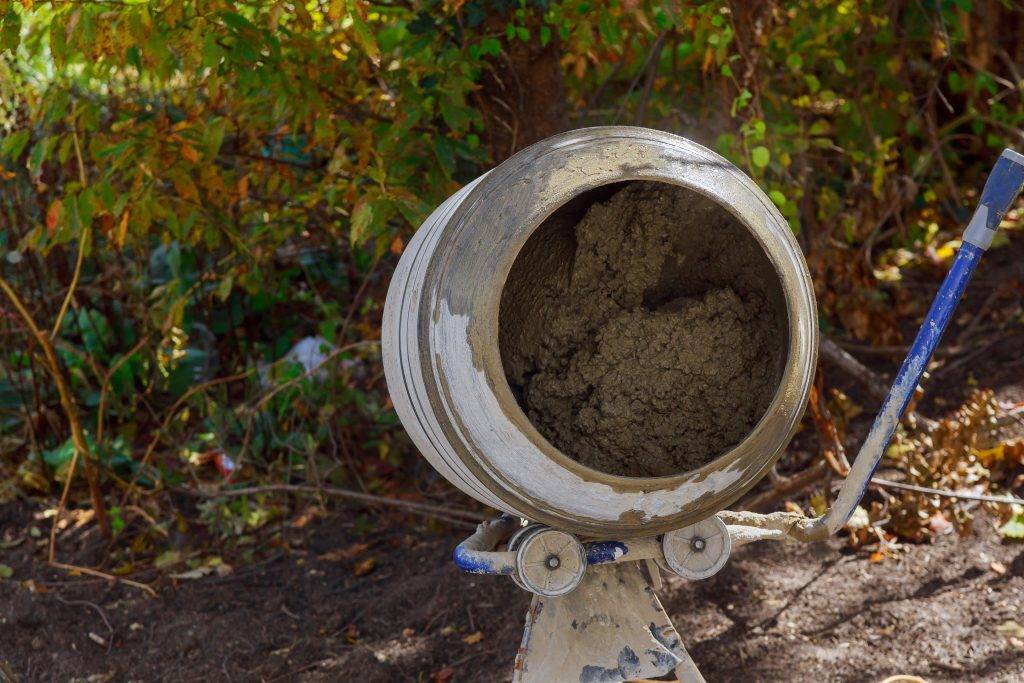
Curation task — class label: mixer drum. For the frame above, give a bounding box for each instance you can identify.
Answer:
[382,126,818,537]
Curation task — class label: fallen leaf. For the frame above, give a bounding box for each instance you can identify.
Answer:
[928,512,953,535]
[170,567,214,580]
[998,513,1024,539]
[320,542,369,562]
[431,666,455,682]
[170,556,232,580]
[291,505,325,529]
[462,631,483,645]
[353,557,376,577]
[154,550,182,570]
[868,551,885,564]
[0,564,12,579]
[390,235,404,255]
[402,627,415,638]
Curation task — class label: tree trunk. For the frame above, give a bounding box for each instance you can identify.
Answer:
[477,14,569,164]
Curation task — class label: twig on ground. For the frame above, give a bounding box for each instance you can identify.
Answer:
[634,31,668,125]
[955,284,1004,347]
[820,336,936,429]
[819,337,889,401]
[741,461,828,512]
[248,340,380,413]
[177,483,482,524]
[54,594,114,654]
[614,30,668,124]
[869,477,1024,505]
[49,560,156,597]
[742,463,1024,515]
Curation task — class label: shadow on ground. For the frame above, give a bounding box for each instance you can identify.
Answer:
[2,499,1023,682]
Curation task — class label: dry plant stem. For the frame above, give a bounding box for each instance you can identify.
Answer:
[870,477,1024,505]
[741,461,829,512]
[820,336,936,429]
[249,340,380,412]
[50,227,89,338]
[808,374,850,477]
[50,560,156,597]
[744,465,1024,516]
[95,334,150,444]
[179,483,482,523]
[120,368,255,507]
[0,275,111,542]
[54,594,114,654]
[819,337,889,401]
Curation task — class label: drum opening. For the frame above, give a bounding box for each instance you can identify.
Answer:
[498,180,789,478]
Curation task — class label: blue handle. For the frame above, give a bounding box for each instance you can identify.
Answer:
[795,149,1024,540]
[964,149,1024,249]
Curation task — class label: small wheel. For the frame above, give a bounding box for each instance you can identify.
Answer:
[507,523,544,592]
[661,516,731,581]
[514,528,587,597]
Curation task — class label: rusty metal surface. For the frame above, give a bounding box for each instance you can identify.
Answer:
[513,562,703,683]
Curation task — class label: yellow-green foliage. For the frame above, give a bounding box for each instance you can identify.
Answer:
[0,0,1021,536]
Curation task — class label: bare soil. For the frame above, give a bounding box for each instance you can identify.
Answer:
[3,497,1023,682]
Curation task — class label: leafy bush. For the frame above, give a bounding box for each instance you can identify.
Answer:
[0,0,1022,549]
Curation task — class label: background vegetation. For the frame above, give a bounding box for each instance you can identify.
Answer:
[2,0,1024,580]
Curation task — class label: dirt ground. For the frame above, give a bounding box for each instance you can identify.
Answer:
[2,496,1024,682]
[3,221,1024,683]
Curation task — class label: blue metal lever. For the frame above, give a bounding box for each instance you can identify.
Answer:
[795,149,1024,540]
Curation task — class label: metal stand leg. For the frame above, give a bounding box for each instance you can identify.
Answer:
[513,562,702,682]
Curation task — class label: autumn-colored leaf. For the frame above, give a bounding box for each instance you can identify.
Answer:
[327,0,344,21]
[462,630,483,645]
[46,199,61,234]
[181,144,200,164]
[320,542,369,562]
[115,209,130,249]
[353,557,376,576]
[235,175,249,202]
[431,666,455,683]
[390,235,404,255]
